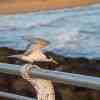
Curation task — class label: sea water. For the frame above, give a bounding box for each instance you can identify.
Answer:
[0,4,100,59]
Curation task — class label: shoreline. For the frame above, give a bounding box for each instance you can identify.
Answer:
[0,0,99,14]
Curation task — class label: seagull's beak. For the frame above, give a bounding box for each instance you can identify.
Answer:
[52,59,59,64]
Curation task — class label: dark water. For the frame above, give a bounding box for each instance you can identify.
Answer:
[0,4,100,59]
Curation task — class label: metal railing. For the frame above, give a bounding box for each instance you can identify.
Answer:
[0,63,100,99]
[0,91,35,100]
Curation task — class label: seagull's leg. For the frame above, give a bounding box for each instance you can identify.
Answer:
[20,64,39,82]
[20,64,55,100]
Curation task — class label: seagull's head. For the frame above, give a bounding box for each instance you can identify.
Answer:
[33,38,50,49]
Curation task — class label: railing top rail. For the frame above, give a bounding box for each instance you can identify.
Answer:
[0,91,35,100]
[0,63,100,90]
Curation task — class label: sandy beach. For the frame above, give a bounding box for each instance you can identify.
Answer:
[0,0,100,14]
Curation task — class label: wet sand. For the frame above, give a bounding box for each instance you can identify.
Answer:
[0,0,100,14]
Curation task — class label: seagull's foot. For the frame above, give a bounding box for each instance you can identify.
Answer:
[20,64,40,80]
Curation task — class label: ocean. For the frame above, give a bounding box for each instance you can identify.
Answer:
[0,4,100,59]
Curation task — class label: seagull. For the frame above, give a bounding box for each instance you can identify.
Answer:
[8,37,58,64]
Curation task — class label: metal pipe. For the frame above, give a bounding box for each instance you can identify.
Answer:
[0,91,35,100]
[0,63,100,90]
